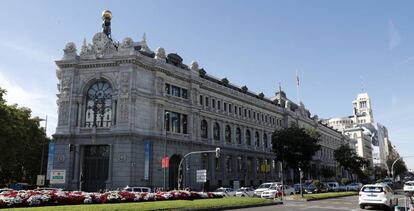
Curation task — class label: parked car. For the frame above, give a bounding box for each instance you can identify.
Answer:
[346,183,363,191]
[254,182,280,197]
[260,186,281,199]
[280,185,295,195]
[34,187,64,191]
[304,183,328,194]
[293,184,305,194]
[326,182,340,192]
[235,187,255,197]
[0,188,13,193]
[382,178,393,187]
[212,187,236,197]
[404,181,414,193]
[359,183,394,210]
[123,186,152,193]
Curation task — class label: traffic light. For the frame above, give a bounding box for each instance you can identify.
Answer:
[215,148,221,158]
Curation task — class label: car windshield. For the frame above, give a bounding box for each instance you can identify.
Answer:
[405,182,414,186]
[307,185,315,189]
[362,186,383,193]
[215,188,225,192]
[257,184,272,189]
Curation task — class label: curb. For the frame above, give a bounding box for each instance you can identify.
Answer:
[186,201,283,211]
[305,194,359,201]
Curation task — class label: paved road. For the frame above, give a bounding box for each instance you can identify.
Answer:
[231,194,410,211]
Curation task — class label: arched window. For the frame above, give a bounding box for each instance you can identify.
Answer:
[201,120,208,138]
[85,80,112,127]
[263,134,268,148]
[213,122,220,140]
[246,130,251,145]
[225,125,231,143]
[255,132,260,147]
[236,128,241,144]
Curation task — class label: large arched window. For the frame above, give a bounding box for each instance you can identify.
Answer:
[236,128,242,144]
[213,122,220,140]
[201,120,208,138]
[263,134,268,148]
[225,125,231,143]
[85,80,112,127]
[255,132,260,147]
[245,130,251,145]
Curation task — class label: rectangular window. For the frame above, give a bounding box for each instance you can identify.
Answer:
[165,84,171,95]
[182,89,188,99]
[217,100,221,110]
[244,109,247,117]
[182,114,188,134]
[226,155,232,173]
[215,157,221,171]
[200,95,203,105]
[165,110,187,134]
[171,85,181,97]
[206,97,209,107]
[253,112,256,119]
[229,104,232,113]
[239,107,242,115]
[212,99,216,108]
[224,102,227,111]
[248,110,251,118]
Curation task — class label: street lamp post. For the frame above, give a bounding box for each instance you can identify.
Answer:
[39,116,48,180]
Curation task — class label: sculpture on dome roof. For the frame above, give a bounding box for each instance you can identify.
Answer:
[155,47,166,60]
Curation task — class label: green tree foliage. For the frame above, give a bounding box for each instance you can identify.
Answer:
[321,166,335,179]
[387,157,407,179]
[0,87,47,186]
[271,125,321,172]
[334,145,370,181]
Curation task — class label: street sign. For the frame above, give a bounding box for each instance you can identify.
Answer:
[36,175,45,186]
[196,169,207,183]
[50,170,66,184]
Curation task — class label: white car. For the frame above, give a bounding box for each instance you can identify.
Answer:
[326,182,340,192]
[235,187,255,197]
[280,185,295,195]
[123,186,152,193]
[261,186,281,199]
[212,187,236,197]
[346,182,363,191]
[254,182,280,197]
[404,181,414,192]
[359,184,394,210]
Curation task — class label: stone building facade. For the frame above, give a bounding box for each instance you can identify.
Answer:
[52,13,351,192]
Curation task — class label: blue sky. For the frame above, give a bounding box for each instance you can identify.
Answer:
[1,0,414,169]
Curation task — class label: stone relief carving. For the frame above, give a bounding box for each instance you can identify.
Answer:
[155,47,166,60]
[119,99,129,123]
[121,37,133,48]
[119,72,130,97]
[58,101,69,126]
[62,42,78,60]
[60,76,72,99]
[79,32,117,60]
[190,61,199,71]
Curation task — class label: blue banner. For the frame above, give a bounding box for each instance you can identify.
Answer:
[46,143,55,180]
[144,140,150,180]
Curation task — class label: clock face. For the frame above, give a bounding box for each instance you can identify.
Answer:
[93,32,109,50]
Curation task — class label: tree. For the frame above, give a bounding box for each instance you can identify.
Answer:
[271,125,321,173]
[0,87,47,186]
[334,145,370,181]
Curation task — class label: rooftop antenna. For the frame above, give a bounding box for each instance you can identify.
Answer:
[102,10,112,39]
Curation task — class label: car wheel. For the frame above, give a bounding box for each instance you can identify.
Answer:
[359,204,365,209]
[290,192,294,195]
